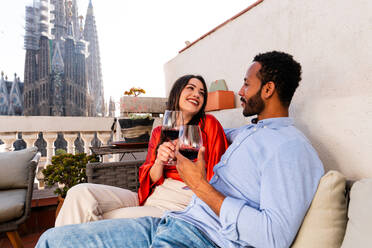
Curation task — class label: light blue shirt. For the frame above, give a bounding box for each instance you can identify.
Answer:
[168,117,324,248]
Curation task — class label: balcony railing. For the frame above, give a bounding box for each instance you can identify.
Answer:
[0,115,163,189]
[0,116,116,166]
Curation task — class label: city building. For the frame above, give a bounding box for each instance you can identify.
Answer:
[23,0,104,116]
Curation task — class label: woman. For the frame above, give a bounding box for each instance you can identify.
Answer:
[55,75,228,226]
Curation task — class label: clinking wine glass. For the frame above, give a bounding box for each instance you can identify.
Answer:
[178,125,203,162]
[162,110,183,165]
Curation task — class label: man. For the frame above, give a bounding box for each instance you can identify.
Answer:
[37,51,324,248]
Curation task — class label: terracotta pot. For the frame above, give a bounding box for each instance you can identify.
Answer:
[205,90,235,112]
[55,195,65,218]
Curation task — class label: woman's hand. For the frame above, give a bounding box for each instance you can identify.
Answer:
[156,141,177,164]
[149,141,177,183]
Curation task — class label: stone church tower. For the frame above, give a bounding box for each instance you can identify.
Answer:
[84,1,105,116]
[23,0,104,116]
[0,72,24,116]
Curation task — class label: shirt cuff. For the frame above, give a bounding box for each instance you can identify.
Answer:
[219,196,246,241]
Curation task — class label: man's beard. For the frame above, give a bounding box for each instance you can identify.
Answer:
[241,88,265,117]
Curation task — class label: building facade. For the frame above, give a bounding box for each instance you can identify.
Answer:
[0,72,24,116]
[23,0,104,116]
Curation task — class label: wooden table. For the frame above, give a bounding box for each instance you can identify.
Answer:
[90,143,148,161]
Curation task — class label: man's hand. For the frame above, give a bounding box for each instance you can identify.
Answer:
[175,147,208,191]
[175,147,226,216]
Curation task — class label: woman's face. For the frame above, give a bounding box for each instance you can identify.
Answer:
[178,78,205,118]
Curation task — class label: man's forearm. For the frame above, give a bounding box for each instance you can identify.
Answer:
[175,147,226,216]
[192,180,226,216]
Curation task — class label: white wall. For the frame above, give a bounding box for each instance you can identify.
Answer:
[164,0,372,179]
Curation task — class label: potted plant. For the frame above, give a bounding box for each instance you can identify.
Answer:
[42,153,99,216]
[119,87,156,143]
[120,87,167,117]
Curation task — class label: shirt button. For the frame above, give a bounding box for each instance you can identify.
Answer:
[263,126,267,128]
[253,128,257,131]
[215,175,219,180]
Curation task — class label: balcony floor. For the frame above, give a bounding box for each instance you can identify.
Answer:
[0,231,43,248]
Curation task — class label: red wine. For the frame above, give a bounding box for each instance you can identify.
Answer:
[179,148,199,160]
[163,129,179,141]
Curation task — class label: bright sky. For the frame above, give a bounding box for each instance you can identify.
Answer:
[0,0,255,104]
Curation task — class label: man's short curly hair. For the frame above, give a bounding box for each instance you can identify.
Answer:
[253,51,302,107]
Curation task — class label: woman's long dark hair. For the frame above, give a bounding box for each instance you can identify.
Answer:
[158,75,208,146]
[167,75,208,125]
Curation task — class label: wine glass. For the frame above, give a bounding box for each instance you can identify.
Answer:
[178,125,203,162]
[162,110,183,165]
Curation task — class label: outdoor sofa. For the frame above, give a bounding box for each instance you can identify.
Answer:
[87,160,372,248]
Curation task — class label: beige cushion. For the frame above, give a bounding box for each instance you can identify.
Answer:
[341,179,372,248]
[0,189,26,222]
[0,147,38,189]
[291,170,348,248]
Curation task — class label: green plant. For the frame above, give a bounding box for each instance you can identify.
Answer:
[127,113,152,119]
[55,148,67,156]
[42,153,99,198]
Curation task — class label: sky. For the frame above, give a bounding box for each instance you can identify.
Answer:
[0,0,255,105]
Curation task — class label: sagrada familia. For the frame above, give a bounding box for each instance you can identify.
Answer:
[20,0,105,116]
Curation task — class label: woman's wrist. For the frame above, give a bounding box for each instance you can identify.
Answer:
[154,158,164,168]
[150,158,164,183]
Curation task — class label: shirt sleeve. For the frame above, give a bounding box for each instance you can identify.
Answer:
[137,126,164,205]
[218,140,324,248]
[203,115,229,180]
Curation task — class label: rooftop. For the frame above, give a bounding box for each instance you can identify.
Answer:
[178,0,263,53]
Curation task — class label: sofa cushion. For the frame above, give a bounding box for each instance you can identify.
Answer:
[341,179,372,248]
[0,147,38,189]
[0,189,27,222]
[291,170,347,248]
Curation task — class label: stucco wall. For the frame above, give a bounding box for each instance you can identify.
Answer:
[163,0,372,179]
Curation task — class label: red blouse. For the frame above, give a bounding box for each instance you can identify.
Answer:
[137,114,229,205]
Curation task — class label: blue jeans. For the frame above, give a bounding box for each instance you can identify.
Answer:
[36,216,218,248]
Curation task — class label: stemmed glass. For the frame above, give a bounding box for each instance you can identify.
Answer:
[178,125,203,162]
[178,125,203,190]
[162,110,183,165]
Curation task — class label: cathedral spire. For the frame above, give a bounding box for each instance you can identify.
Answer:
[67,21,74,38]
[0,71,9,115]
[87,0,93,16]
[108,96,116,117]
[72,0,80,40]
[66,0,74,38]
[84,0,105,116]
[52,41,64,72]
[8,74,23,115]
[78,15,84,40]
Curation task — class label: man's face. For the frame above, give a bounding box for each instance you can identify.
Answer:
[238,62,265,117]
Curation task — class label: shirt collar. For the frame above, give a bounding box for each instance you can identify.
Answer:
[256,117,293,129]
